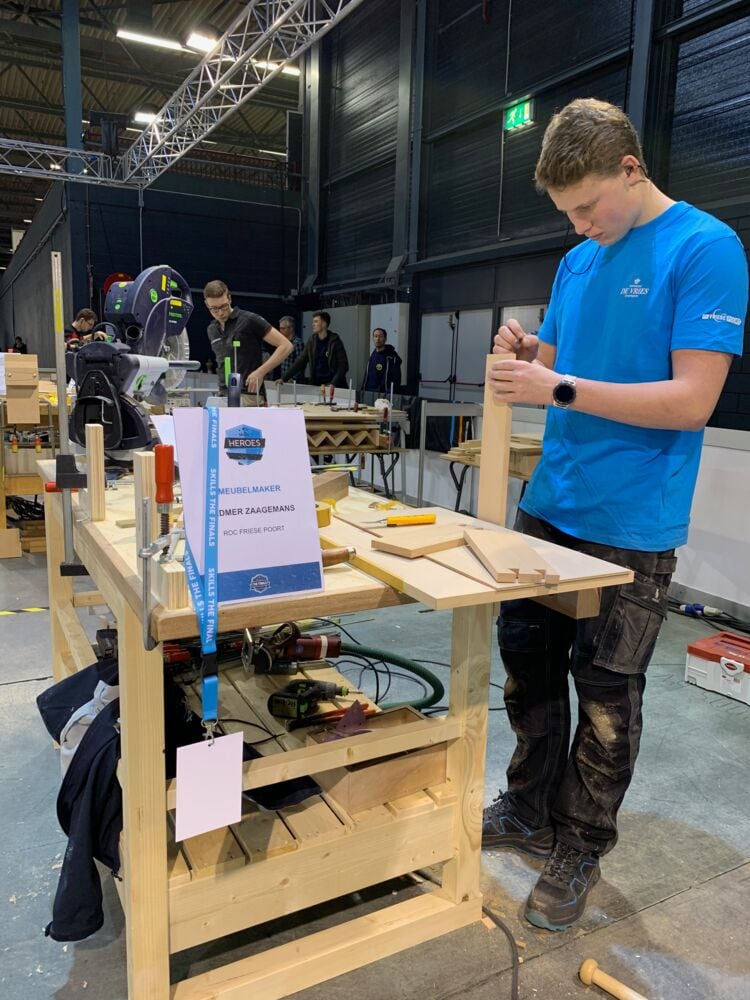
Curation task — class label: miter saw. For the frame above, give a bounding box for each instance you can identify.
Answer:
[66,265,198,454]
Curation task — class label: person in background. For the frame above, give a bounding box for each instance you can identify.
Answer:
[482,97,748,933]
[362,327,402,393]
[279,311,349,388]
[203,279,291,394]
[277,316,305,380]
[12,335,27,354]
[65,308,97,343]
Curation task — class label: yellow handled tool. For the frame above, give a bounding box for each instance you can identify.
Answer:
[367,514,437,527]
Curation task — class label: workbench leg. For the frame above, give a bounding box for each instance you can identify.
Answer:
[116,600,170,1000]
[44,490,75,682]
[440,603,493,905]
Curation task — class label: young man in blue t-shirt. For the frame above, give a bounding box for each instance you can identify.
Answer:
[483,99,748,931]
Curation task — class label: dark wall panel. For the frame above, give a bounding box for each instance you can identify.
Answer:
[668,17,750,206]
[321,0,399,284]
[419,265,497,312]
[71,186,299,362]
[666,15,750,432]
[0,184,74,365]
[424,121,501,257]
[507,1,632,93]
[325,165,395,284]
[325,6,399,176]
[427,1,508,133]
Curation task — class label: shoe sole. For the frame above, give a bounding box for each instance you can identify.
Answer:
[481,836,553,859]
[524,867,601,931]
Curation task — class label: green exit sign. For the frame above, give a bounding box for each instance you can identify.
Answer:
[504,100,534,132]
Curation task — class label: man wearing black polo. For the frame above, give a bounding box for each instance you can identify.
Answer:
[204,280,291,394]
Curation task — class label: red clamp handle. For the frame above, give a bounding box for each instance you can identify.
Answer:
[154,444,174,505]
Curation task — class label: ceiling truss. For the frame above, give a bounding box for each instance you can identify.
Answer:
[0,0,366,190]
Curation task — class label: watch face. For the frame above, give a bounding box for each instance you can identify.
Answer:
[554,381,576,405]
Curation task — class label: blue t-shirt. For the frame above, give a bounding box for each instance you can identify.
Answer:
[521,202,748,551]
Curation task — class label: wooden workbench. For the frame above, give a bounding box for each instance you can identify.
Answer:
[39,387,631,998]
[439,432,543,512]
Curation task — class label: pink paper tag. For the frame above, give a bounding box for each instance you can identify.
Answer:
[175,731,243,842]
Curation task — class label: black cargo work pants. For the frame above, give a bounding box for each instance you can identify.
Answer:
[498,510,677,856]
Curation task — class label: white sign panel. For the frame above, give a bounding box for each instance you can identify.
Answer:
[173,407,323,604]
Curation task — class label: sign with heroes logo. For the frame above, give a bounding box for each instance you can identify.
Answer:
[173,407,323,604]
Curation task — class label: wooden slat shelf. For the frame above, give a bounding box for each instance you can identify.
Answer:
[164,658,454,928]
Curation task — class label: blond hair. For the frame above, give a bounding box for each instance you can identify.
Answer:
[534,99,646,192]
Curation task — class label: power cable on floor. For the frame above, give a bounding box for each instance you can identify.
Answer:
[413,868,520,1000]
[669,600,750,637]
[0,674,53,687]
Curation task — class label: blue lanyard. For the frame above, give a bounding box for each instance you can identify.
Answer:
[182,406,220,727]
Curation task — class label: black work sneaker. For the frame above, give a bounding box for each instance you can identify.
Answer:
[524,842,600,931]
[481,793,554,858]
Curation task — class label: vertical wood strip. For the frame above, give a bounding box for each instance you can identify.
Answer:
[43,490,75,683]
[117,604,170,999]
[134,450,158,563]
[477,353,513,526]
[439,603,494,904]
[85,423,106,521]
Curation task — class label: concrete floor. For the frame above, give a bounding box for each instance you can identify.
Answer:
[1,552,749,999]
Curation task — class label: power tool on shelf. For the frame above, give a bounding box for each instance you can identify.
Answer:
[241,621,342,676]
[267,679,348,723]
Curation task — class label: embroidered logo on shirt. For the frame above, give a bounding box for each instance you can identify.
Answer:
[700,310,742,326]
[620,277,650,297]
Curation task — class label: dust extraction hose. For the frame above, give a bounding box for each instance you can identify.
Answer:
[339,641,444,711]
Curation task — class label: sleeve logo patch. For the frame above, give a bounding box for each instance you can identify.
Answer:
[701,310,742,325]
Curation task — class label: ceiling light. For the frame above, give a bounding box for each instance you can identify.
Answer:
[201,139,217,145]
[116,28,184,52]
[249,59,300,77]
[49,163,62,170]
[23,218,32,223]
[134,111,158,125]
[186,30,217,53]
[258,149,286,158]
[34,197,43,202]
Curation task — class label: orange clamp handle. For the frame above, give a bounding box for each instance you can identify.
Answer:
[154,444,174,505]
[44,483,78,493]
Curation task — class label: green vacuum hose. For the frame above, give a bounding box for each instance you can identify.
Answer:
[339,641,444,710]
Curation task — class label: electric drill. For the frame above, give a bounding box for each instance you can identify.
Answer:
[267,680,348,722]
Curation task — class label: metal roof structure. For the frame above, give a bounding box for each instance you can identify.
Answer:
[0,0,320,268]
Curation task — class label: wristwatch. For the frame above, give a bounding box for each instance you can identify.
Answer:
[552,374,577,408]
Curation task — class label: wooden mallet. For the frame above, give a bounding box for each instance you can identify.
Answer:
[579,959,648,1000]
